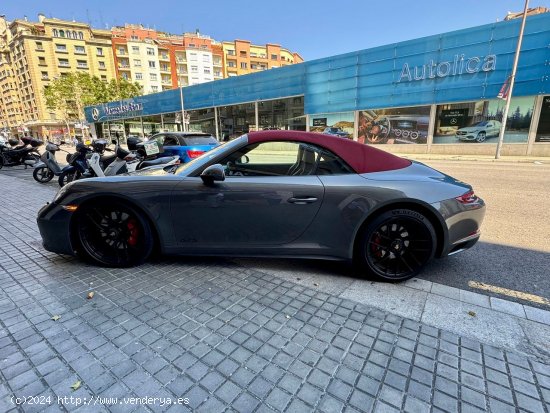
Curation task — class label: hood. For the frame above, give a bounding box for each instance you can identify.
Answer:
[458,126,481,132]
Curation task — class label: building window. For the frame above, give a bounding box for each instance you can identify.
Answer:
[228,61,236,68]
[150,73,157,81]
[146,47,155,56]
[77,60,88,68]
[214,70,221,77]
[131,35,138,40]
[240,62,247,69]
[135,73,143,80]
[148,61,156,68]
[96,47,103,56]
[227,50,235,56]
[67,31,72,39]
[202,54,210,62]
[75,45,85,54]
[118,47,126,55]
[271,54,278,60]
[36,41,43,50]
[190,53,197,61]
[41,71,48,80]
[204,68,211,74]
[133,59,141,66]
[132,46,139,54]
[251,64,257,70]
[191,65,198,73]
[240,51,247,57]
[78,32,84,40]
[58,58,69,67]
[52,29,59,37]
[161,64,169,71]
[101,75,107,81]
[151,85,158,92]
[188,43,196,48]
[55,44,67,52]
[121,73,129,80]
[38,57,46,66]
[98,61,106,68]
[59,30,65,38]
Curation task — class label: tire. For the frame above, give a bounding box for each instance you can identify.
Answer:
[0,155,4,170]
[58,169,82,187]
[33,166,54,183]
[356,209,436,281]
[74,200,153,267]
[475,131,486,143]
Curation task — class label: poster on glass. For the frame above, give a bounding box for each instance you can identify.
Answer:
[433,97,534,144]
[309,112,354,139]
[535,96,550,143]
[358,106,430,144]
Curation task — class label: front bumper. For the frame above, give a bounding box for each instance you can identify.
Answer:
[456,134,476,141]
[36,202,75,255]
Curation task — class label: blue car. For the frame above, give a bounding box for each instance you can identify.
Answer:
[149,132,219,163]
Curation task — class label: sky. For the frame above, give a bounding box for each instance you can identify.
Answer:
[3,0,550,61]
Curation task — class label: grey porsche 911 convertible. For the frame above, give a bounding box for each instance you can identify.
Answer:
[37,130,485,281]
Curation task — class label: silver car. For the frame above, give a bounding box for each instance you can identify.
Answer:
[37,130,485,281]
[455,120,502,142]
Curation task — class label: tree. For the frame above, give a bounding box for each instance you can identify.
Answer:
[106,78,143,101]
[44,73,142,124]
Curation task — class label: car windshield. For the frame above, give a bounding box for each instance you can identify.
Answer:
[182,136,218,146]
[474,121,489,127]
[174,135,247,175]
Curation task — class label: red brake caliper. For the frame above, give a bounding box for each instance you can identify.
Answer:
[371,233,383,257]
[127,219,139,246]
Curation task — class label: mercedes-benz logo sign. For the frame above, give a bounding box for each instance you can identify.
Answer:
[450,118,458,125]
[91,108,99,121]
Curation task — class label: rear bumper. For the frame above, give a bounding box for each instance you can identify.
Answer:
[36,202,75,255]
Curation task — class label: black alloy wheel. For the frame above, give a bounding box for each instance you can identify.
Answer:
[358,209,436,281]
[58,170,81,187]
[33,166,54,183]
[75,201,153,267]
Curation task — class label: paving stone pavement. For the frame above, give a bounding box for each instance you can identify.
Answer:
[0,170,549,413]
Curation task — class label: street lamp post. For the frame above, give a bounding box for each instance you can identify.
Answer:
[495,0,530,159]
[178,74,187,132]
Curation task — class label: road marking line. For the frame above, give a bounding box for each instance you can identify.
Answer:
[468,281,550,307]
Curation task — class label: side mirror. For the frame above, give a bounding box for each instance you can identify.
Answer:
[200,164,225,185]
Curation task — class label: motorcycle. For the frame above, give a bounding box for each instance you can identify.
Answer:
[0,137,42,170]
[33,141,72,183]
[57,143,92,187]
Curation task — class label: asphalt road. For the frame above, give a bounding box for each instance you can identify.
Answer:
[1,159,549,310]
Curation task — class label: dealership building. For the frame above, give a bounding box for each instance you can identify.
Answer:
[85,13,550,157]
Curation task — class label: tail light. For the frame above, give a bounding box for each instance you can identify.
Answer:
[186,150,204,159]
[455,190,478,204]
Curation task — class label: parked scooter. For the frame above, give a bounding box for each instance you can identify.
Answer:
[33,141,72,183]
[58,143,92,187]
[0,137,42,170]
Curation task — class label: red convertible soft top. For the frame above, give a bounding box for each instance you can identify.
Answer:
[248,130,411,174]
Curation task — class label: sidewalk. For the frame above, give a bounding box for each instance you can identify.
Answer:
[0,172,549,413]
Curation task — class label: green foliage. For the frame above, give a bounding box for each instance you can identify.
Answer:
[43,73,143,121]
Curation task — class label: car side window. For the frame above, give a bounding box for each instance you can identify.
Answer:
[218,141,320,177]
[163,135,179,146]
[316,151,354,175]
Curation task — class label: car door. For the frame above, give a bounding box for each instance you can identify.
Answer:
[169,141,325,248]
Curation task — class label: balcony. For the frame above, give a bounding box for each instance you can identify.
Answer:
[161,79,172,85]
[175,58,187,63]
[118,65,131,70]
[213,60,222,67]
[159,54,170,61]
[116,50,127,56]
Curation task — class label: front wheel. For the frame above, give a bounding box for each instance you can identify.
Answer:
[33,166,54,183]
[356,209,436,281]
[75,201,153,267]
[58,169,82,187]
[476,131,486,143]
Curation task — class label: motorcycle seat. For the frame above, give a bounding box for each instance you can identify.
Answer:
[138,156,176,169]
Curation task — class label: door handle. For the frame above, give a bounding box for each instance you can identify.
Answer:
[288,197,318,204]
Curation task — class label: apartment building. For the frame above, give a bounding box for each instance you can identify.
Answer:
[111,25,225,89]
[0,14,116,137]
[222,40,303,77]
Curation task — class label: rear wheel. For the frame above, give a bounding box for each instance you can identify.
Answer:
[357,209,436,281]
[75,201,153,267]
[33,166,54,183]
[58,169,81,187]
